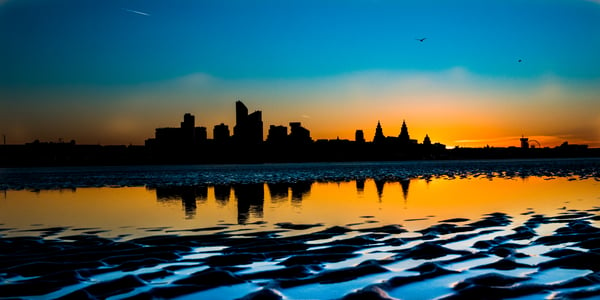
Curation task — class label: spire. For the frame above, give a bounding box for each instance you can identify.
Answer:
[399,119,410,142]
[374,120,385,144]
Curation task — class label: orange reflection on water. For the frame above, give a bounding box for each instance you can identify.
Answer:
[0,177,598,238]
[262,177,599,231]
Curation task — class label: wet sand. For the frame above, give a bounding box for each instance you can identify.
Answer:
[1,208,599,299]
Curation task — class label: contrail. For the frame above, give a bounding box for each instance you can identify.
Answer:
[123,8,151,16]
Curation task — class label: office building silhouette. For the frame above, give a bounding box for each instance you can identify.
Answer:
[233,101,263,145]
[355,130,365,143]
[289,122,312,144]
[146,113,207,149]
[267,125,288,144]
[213,123,230,144]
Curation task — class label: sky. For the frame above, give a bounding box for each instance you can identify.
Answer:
[1,0,599,148]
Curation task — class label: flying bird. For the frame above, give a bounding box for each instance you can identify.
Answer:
[416,38,427,42]
[518,59,523,63]
[123,8,151,16]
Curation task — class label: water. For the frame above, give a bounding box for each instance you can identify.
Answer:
[0,175,598,240]
[0,159,599,299]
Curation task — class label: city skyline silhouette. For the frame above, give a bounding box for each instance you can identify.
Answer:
[0,98,596,166]
[1,1,599,149]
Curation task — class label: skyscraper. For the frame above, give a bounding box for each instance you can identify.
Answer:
[233,101,263,145]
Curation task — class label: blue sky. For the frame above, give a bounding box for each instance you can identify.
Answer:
[1,0,599,147]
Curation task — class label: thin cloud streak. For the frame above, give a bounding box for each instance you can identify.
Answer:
[123,8,151,17]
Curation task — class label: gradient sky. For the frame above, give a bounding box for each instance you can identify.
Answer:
[1,0,599,147]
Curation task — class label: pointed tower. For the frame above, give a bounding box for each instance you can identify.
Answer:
[373,121,386,144]
[398,120,410,144]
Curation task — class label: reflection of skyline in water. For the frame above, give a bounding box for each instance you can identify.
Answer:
[233,183,264,224]
[2,176,598,239]
[151,179,410,223]
[154,186,208,219]
[374,179,410,202]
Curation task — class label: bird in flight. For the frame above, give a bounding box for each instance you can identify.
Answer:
[518,59,523,63]
[416,38,427,42]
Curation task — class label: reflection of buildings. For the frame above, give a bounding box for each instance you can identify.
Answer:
[153,186,208,219]
[233,183,264,224]
[290,181,312,206]
[267,183,289,202]
[375,179,386,201]
[400,179,410,202]
[373,179,411,202]
[356,179,365,194]
[148,180,412,223]
[266,181,313,206]
[213,184,231,206]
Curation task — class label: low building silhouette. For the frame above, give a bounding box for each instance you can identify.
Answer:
[146,113,207,149]
[289,122,312,144]
[520,136,529,149]
[267,125,288,144]
[423,134,432,147]
[355,130,365,143]
[213,123,230,144]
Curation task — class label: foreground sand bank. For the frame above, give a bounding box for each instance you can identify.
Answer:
[1,207,599,299]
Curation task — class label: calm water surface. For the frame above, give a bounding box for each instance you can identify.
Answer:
[1,160,600,300]
[1,176,598,240]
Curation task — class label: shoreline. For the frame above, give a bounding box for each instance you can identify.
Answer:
[1,142,599,168]
[1,157,599,191]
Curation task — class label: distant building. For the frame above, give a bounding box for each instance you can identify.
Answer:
[213,123,230,144]
[520,136,529,149]
[267,125,288,144]
[233,101,263,145]
[355,130,365,143]
[423,134,432,147]
[195,127,207,143]
[146,113,207,148]
[373,121,385,144]
[398,120,410,144]
[289,122,312,144]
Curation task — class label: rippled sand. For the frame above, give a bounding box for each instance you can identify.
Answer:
[1,208,599,299]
